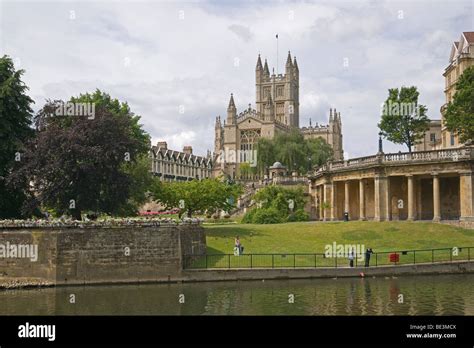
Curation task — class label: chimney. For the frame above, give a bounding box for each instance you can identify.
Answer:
[157,141,167,149]
[183,146,193,155]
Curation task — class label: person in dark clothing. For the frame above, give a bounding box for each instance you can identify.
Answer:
[365,248,373,267]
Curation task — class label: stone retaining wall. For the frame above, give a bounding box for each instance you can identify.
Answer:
[0,224,206,287]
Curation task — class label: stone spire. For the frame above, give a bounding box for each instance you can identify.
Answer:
[329,108,334,122]
[227,94,236,125]
[285,51,293,77]
[293,56,299,72]
[256,54,263,70]
[263,59,270,77]
[285,51,292,67]
[227,93,236,110]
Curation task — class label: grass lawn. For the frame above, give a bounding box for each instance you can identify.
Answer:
[194,221,474,268]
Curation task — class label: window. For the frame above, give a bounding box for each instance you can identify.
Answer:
[263,87,271,99]
[276,85,284,98]
[430,133,436,142]
[450,134,455,146]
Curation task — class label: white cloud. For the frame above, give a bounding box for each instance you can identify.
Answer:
[1,0,472,158]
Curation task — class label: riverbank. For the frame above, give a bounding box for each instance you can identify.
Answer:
[181,260,474,283]
[2,260,473,289]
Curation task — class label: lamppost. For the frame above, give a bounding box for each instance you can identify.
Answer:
[307,156,312,173]
[378,132,384,154]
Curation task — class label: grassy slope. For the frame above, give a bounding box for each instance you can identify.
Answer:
[204,221,474,255]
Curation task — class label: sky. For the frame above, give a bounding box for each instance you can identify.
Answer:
[1,0,473,158]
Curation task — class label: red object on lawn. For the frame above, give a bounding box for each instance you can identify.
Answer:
[389,253,400,263]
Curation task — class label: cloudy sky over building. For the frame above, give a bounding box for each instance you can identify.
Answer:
[1,0,473,158]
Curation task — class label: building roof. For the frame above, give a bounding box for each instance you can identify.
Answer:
[270,161,285,169]
[463,32,474,44]
[151,146,211,165]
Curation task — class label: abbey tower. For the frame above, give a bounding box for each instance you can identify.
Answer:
[213,51,344,179]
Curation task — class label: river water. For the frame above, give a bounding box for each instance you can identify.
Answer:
[1,274,473,315]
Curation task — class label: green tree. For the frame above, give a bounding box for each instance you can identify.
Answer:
[255,137,275,176]
[9,94,150,219]
[242,185,308,224]
[151,178,243,218]
[378,86,429,153]
[117,154,155,216]
[444,66,474,144]
[255,129,333,175]
[0,55,34,218]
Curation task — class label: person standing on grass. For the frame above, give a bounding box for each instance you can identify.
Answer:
[235,236,241,255]
[349,248,355,268]
[365,248,373,267]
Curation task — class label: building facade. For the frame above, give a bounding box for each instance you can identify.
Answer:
[413,120,442,152]
[213,52,343,179]
[441,32,474,148]
[309,32,474,223]
[150,141,212,182]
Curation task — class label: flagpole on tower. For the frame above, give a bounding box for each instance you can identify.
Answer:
[276,33,279,75]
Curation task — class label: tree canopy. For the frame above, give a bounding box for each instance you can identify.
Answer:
[242,185,308,224]
[9,91,151,219]
[254,128,333,176]
[151,178,243,218]
[378,86,429,153]
[444,66,474,144]
[0,55,34,218]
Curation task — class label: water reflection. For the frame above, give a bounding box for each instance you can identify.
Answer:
[0,274,473,315]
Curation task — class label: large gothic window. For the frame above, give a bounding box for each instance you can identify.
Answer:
[240,129,260,162]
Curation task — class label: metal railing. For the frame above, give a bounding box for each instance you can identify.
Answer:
[184,246,473,269]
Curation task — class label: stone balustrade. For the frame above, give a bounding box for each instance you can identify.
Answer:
[312,147,473,176]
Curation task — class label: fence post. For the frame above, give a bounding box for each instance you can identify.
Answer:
[272,254,274,269]
[413,250,416,264]
[469,247,471,261]
[293,254,296,268]
[450,248,453,262]
[375,253,378,267]
[335,256,337,268]
[205,255,208,269]
[228,254,231,269]
[432,249,434,263]
[314,254,317,268]
[250,254,253,269]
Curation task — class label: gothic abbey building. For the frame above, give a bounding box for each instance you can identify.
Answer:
[213,52,343,179]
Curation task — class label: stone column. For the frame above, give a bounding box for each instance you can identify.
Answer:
[344,181,350,217]
[374,175,389,221]
[330,183,336,221]
[460,171,474,221]
[432,173,441,222]
[407,175,415,221]
[323,183,333,221]
[359,179,366,220]
[318,185,324,221]
[417,178,422,220]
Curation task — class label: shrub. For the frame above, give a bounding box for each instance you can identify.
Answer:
[287,209,309,222]
[252,207,285,224]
